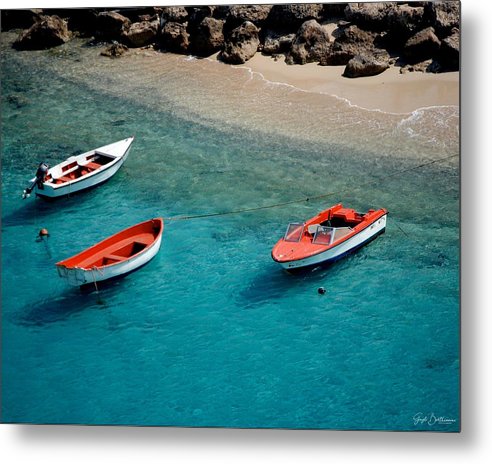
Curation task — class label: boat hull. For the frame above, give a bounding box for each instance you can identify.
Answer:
[33,137,133,199]
[56,218,163,287]
[57,233,162,286]
[276,214,387,270]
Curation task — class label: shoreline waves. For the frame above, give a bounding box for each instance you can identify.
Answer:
[231,53,459,114]
[1,32,458,164]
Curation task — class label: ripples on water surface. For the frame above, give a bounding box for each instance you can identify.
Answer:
[1,33,459,430]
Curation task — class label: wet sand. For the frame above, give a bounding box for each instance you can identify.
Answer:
[237,53,459,114]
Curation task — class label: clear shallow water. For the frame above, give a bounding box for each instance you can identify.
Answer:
[1,33,459,430]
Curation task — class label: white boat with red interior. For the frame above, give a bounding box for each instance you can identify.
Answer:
[56,218,163,287]
[22,136,134,199]
[271,204,387,270]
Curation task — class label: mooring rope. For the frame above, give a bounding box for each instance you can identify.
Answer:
[164,153,458,222]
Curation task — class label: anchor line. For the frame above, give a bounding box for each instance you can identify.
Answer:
[163,153,458,222]
[91,266,103,293]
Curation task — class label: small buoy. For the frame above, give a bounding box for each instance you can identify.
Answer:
[38,228,49,238]
[318,287,326,295]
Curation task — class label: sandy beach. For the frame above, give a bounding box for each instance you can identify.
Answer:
[236,53,459,114]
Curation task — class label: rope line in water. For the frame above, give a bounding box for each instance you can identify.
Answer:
[164,153,458,222]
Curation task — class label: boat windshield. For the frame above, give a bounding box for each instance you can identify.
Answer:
[312,226,334,245]
[283,223,304,242]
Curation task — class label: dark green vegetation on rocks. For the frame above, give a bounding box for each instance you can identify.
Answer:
[3,2,460,78]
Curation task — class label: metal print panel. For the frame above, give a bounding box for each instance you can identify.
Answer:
[1,2,460,431]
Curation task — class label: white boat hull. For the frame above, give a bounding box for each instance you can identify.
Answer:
[57,233,162,286]
[32,137,133,198]
[279,214,387,270]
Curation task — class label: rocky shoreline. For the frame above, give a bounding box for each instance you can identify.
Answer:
[2,2,459,78]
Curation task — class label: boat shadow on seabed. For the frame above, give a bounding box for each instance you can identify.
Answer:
[237,251,370,309]
[14,289,109,327]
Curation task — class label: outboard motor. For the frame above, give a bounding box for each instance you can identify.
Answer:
[22,162,49,199]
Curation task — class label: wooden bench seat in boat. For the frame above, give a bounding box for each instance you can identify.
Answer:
[54,175,74,184]
[84,162,102,171]
[76,234,155,269]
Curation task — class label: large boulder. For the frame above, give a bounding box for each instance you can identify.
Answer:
[343,51,390,77]
[344,2,394,31]
[14,15,70,50]
[220,21,260,64]
[123,20,159,47]
[160,6,188,24]
[266,4,324,32]
[438,27,459,71]
[226,5,273,30]
[95,11,130,41]
[286,19,331,65]
[425,0,460,37]
[320,25,377,66]
[1,9,43,31]
[404,26,441,64]
[159,21,190,53]
[191,17,225,56]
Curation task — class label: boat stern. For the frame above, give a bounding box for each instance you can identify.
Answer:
[56,265,89,286]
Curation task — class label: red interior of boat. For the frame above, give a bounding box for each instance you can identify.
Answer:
[56,219,164,270]
[48,153,114,185]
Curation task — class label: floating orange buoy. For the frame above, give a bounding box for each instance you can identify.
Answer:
[38,228,49,238]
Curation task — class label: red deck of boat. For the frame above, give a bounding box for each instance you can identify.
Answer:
[272,204,386,263]
[56,218,163,270]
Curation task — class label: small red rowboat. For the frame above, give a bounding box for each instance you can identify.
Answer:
[271,204,387,271]
[56,218,164,286]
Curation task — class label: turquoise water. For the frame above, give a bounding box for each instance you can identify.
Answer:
[1,34,459,430]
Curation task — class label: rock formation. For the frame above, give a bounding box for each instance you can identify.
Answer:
[262,31,295,55]
[286,20,331,65]
[220,21,260,64]
[95,11,130,41]
[266,4,325,31]
[343,51,390,77]
[191,17,225,56]
[123,19,159,47]
[5,2,461,76]
[403,26,441,64]
[100,43,129,58]
[14,15,70,50]
[320,25,378,65]
[159,21,190,53]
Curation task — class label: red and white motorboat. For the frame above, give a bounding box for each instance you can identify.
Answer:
[22,136,134,199]
[271,204,387,270]
[56,218,164,286]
